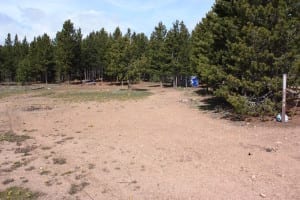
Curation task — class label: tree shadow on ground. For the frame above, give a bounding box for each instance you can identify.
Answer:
[148,84,161,88]
[194,88,213,96]
[198,96,231,112]
[119,88,149,92]
[132,88,149,92]
[194,88,245,121]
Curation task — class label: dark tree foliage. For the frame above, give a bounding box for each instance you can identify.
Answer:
[0,19,191,86]
[55,20,82,82]
[17,34,55,83]
[148,22,168,86]
[0,44,3,82]
[129,32,149,81]
[2,34,14,81]
[81,28,110,81]
[106,27,127,82]
[191,0,300,115]
[165,20,192,87]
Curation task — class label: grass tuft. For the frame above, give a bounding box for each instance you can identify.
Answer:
[48,89,151,102]
[0,131,30,143]
[69,182,89,195]
[53,158,66,165]
[0,187,40,200]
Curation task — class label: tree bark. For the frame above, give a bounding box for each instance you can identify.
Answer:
[127,79,131,90]
[45,70,48,85]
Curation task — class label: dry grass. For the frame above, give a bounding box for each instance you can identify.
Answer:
[53,158,66,165]
[48,89,151,102]
[2,178,14,185]
[0,187,41,200]
[0,131,30,143]
[68,182,89,195]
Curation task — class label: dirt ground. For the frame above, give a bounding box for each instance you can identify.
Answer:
[0,83,299,200]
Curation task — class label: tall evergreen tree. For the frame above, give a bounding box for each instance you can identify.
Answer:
[17,37,39,83]
[35,34,55,83]
[2,34,14,82]
[148,22,168,86]
[81,32,99,80]
[95,28,110,81]
[178,21,192,87]
[107,27,129,84]
[130,32,149,81]
[166,20,191,87]
[55,19,81,82]
[0,43,3,81]
[191,12,219,91]
[191,0,299,115]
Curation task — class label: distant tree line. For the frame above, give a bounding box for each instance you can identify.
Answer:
[0,0,299,115]
[0,19,192,88]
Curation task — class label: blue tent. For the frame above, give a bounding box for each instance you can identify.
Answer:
[190,76,199,87]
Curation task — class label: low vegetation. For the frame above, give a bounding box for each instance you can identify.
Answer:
[0,187,40,200]
[53,158,67,165]
[50,89,151,102]
[68,182,89,195]
[0,131,31,143]
[0,87,28,99]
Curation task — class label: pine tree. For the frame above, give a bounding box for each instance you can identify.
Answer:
[178,21,192,87]
[2,33,14,82]
[17,37,38,83]
[95,28,110,81]
[165,20,191,87]
[16,55,32,84]
[148,22,168,86]
[165,20,181,87]
[35,34,55,83]
[191,11,224,91]
[130,32,149,81]
[191,0,300,115]
[55,19,81,82]
[0,44,3,81]
[107,27,130,85]
[81,32,99,80]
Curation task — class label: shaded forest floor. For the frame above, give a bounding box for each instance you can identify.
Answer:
[0,83,299,199]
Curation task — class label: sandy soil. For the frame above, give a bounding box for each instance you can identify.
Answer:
[0,84,299,200]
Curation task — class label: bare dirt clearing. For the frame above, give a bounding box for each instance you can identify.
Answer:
[0,84,299,199]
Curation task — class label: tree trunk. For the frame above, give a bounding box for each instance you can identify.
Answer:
[173,76,176,88]
[206,77,209,93]
[127,79,131,90]
[68,73,70,84]
[185,76,188,88]
[45,70,48,85]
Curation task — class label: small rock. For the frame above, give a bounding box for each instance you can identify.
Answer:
[251,175,256,181]
[275,141,282,145]
[180,99,189,103]
[277,173,284,177]
[265,147,273,152]
[260,193,266,198]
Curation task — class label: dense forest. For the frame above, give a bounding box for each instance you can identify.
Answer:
[0,0,299,115]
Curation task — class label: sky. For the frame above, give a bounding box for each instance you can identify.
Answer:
[0,0,215,43]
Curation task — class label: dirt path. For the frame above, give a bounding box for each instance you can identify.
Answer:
[0,86,299,199]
